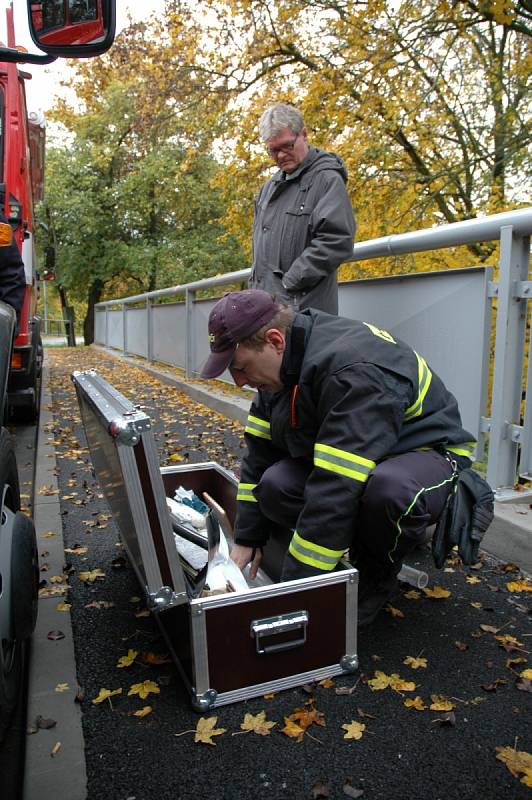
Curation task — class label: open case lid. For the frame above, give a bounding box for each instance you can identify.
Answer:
[72,369,188,610]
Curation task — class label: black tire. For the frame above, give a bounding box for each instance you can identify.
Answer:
[0,429,25,729]
[11,512,39,640]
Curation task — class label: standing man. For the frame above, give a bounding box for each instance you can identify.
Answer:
[250,103,356,314]
[201,289,478,625]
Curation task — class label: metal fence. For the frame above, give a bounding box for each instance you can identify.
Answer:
[95,207,532,499]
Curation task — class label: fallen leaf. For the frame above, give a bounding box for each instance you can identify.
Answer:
[36,715,57,730]
[357,708,376,719]
[281,717,306,742]
[117,649,138,668]
[78,569,105,583]
[55,602,71,612]
[480,624,499,634]
[54,683,69,693]
[141,651,171,666]
[495,746,532,786]
[454,641,469,651]
[342,720,366,740]
[42,531,58,539]
[133,706,152,718]
[342,779,365,798]
[92,687,122,705]
[385,605,404,618]
[194,716,226,745]
[430,695,455,711]
[519,669,532,680]
[423,585,451,599]
[506,580,532,593]
[516,677,532,693]
[403,656,427,669]
[38,486,59,496]
[496,634,524,648]
[310,782,331,799]
[64,546,88,555]
[506,657,527,669]
[404,696,426,711]
[470,602,483,609]
[127,680,160,700]
[318,678,335,688]
[403,589,421,600]
[432,711,456,727]
[466,576,482,584]
[237,711,276,736]
[85,600,114,610]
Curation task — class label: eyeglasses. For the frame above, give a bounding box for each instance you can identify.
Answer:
[267,133,300,158]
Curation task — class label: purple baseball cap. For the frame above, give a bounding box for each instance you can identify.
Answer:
[200,290,278,379]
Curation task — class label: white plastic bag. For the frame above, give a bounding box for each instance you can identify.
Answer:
[206,527,249,593]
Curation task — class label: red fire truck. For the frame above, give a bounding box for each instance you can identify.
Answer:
[2,5,45,420]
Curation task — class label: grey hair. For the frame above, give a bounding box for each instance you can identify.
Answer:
[240,304,295,350]
[258,103,305,141]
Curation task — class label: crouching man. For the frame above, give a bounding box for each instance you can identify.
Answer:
[200,289,475,625]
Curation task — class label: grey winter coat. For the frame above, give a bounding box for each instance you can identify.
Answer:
[249,147,356,314]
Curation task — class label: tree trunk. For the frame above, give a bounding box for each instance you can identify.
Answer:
[83,279,103,345]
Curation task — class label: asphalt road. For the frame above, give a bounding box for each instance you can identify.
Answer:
[42,347,531,800]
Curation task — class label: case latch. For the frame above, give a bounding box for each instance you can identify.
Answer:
[250,610,309,655]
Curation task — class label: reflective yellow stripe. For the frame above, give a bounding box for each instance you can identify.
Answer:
[314,443,375,483]
[447,442,476,458]
[236,482,258,502]
[288,531,344,571]
[405,352,432,421]
[245,414,271,440]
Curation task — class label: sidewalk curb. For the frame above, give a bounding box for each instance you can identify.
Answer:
[24,355,87,800]
[91,344,532,576]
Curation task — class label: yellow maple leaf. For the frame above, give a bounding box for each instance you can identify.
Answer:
[390,676,416,693]
[92,687,122,705]
[117,649,138,668]
[495,746,532,786]
[506,657,527,669]
[55,683,70,693]
[128,680,160,700]
[194,716,226,745]
[368,671,394,690]
[65,546,88,555]
[55,602,71,612]
[386,605,405,618]
[283,717,306,739]
[342,720,366,740]
[520,669,532,680]
[404,589,421,600]
[496,634,524,647]
[506,580,532,593]
[133,706,152,718]
[404,696,426,711]
[403,656,428,669]
[238,711,276,736]
[318,678,335,688]
[79,569,106,583]
[423,585,451,599]
[430,695,455,711]
[466,576,481,584]
[168,452,185,463]
[470,602,483,609]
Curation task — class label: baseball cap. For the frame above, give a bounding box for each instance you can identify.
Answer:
[200,289,278,379]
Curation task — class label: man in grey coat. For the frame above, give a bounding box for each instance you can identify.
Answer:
[250,103,356,314]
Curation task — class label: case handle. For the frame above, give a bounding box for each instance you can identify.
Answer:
[250,610,309,655]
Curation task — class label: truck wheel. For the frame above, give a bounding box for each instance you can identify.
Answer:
[0,429,25,734]
[11,512,39,640]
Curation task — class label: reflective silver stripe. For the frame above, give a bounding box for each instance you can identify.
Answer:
[289,531,344,571]
[405,352,432,421]
[245,414,271,440]
[236,482,257,503]
[314,443,375,482]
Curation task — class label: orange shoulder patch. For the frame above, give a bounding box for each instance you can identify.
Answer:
[0,223,13,246]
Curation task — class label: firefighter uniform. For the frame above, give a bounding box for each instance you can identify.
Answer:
[233,308,475,581]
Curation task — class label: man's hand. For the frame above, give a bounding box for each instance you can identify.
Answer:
[230,544,263,580]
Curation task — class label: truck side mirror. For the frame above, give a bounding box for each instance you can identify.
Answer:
[27,0,116,58]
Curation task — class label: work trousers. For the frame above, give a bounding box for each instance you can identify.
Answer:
[253,449,460,575]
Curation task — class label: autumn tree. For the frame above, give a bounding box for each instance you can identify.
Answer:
[162,0,530,273]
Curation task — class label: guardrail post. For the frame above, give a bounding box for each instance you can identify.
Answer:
[147,298,153,361]
[487,226,530,491]
[185,289,195,380]
[123,303,128,356]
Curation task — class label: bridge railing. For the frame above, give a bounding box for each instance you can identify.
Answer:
[95,207,532,499]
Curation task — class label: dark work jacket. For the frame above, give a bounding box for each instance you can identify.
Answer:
[234,310,475,572]
[0,215,25,319]
[250,147,356,314]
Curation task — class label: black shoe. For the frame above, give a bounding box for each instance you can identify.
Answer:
[357,570,400,627]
